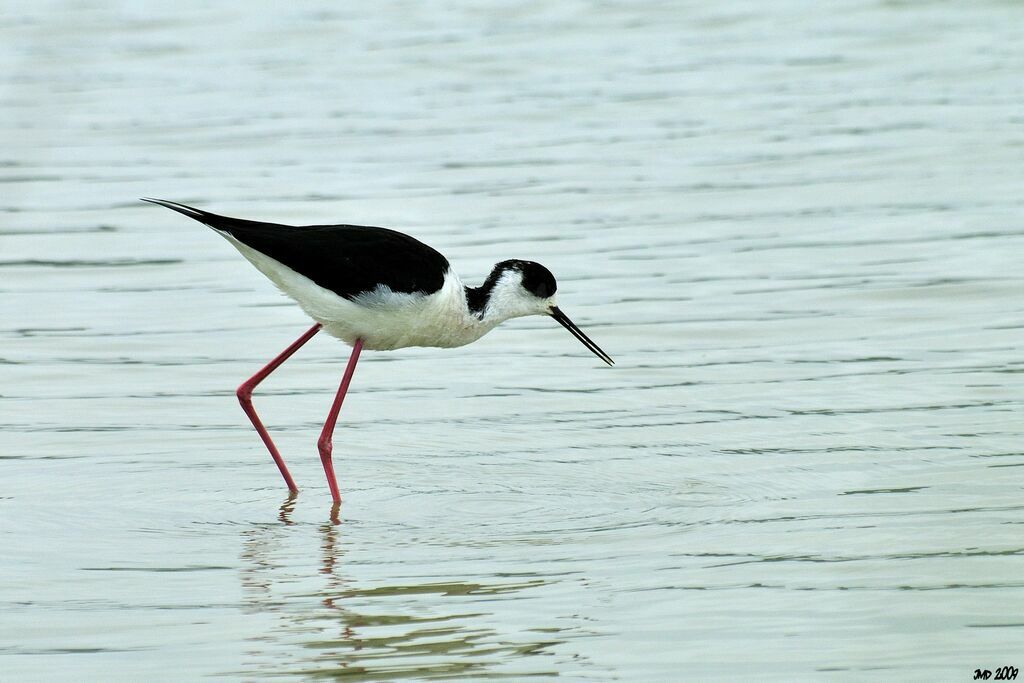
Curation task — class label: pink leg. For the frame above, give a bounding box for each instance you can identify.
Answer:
[317,339,364,503]
[236,323,322,492]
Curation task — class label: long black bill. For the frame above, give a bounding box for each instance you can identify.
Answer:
[549,306,614,366]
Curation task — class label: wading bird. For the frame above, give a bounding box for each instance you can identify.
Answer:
[143,199,613,503]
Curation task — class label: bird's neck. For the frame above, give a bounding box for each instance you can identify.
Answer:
[463,282,512,325]
[464,283,490,319]
[463,282,539,328]
[463,260,514,323]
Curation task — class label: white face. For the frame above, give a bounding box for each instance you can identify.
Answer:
[484,269,556,322]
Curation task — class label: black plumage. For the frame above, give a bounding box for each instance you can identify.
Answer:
[142,199,450,299]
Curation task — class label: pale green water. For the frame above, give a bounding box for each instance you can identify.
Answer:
[2,1,1023,680]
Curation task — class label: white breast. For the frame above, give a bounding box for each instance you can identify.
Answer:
[222,232,495,350]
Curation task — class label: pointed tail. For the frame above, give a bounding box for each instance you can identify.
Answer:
[140,197,269,235]
[140,197,208,221]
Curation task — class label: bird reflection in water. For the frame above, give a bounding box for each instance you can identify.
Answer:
[278,491,298,526]
[237,496,570,678]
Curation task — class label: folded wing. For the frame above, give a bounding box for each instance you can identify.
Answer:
[142,198,450,298]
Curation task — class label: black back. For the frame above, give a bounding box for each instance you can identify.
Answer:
[144,199,449,299]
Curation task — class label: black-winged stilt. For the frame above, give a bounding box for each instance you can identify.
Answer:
[142,198,613,503]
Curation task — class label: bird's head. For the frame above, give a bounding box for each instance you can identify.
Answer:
[481,259,558,319]
[476,260,614,365]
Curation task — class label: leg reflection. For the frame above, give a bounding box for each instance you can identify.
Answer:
[278,491,298,526]
[238,498,562,678]
[318,516,357,645]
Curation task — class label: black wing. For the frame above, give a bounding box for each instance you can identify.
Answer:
[142,198,450,298]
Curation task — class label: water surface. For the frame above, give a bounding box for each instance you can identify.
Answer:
[2,1,1023,679]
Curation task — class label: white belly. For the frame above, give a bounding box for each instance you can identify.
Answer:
[223,233,494,350]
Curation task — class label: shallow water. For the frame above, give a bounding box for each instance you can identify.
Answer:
[2,1,1023,680]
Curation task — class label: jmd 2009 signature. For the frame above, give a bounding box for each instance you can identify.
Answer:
[974,667,1018,680]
